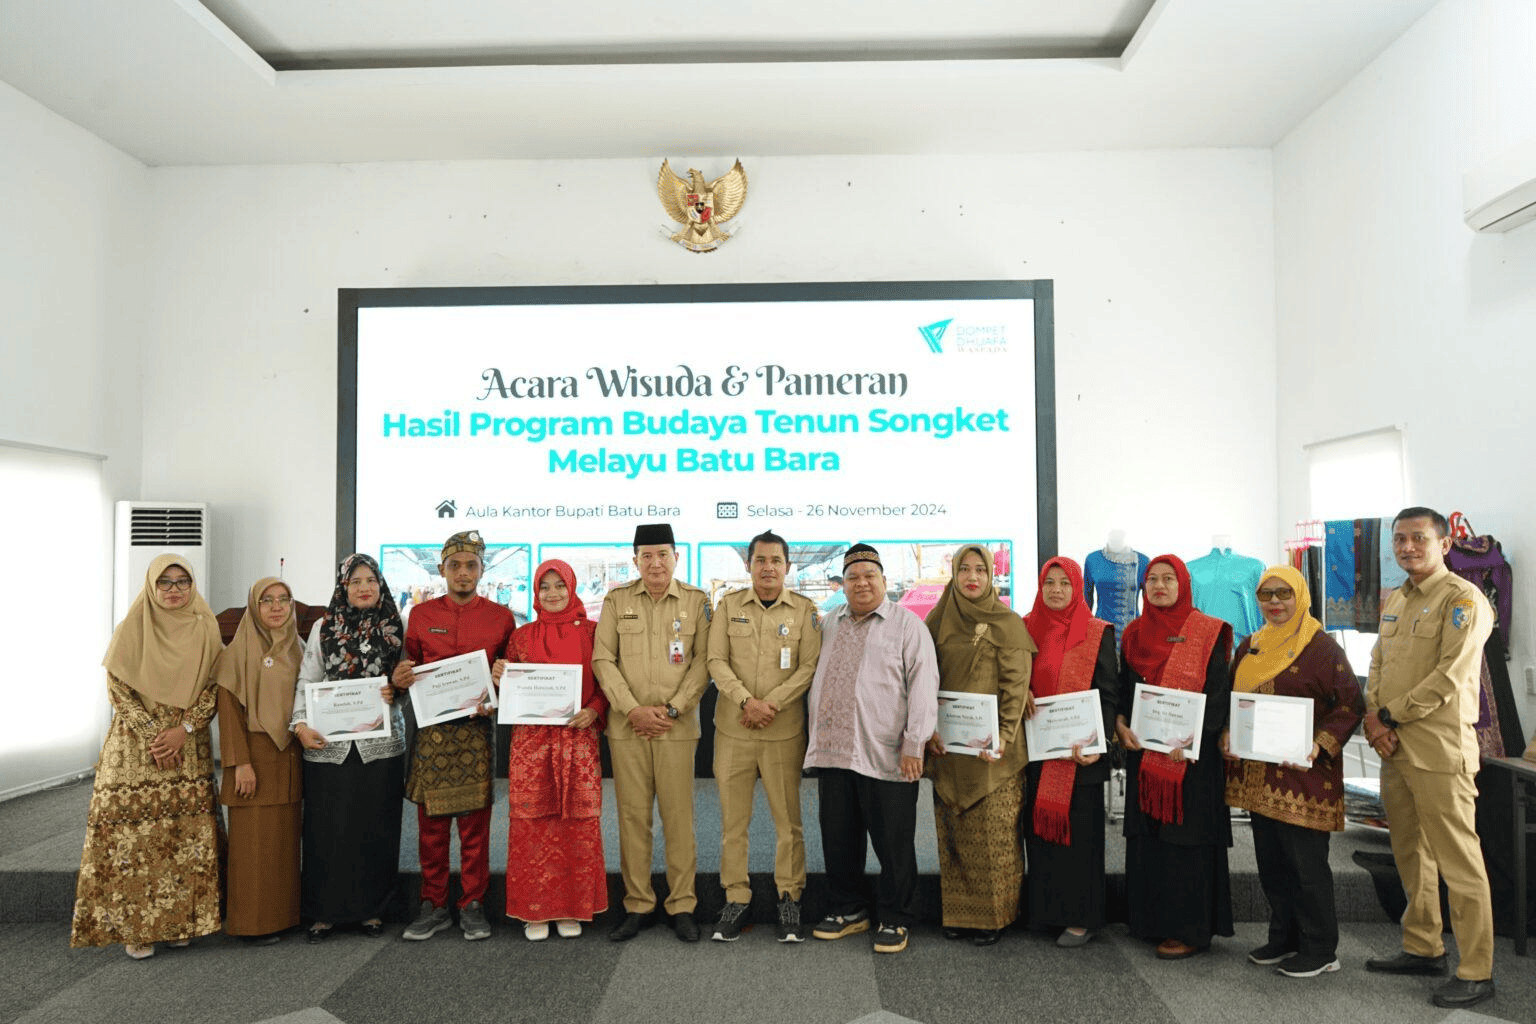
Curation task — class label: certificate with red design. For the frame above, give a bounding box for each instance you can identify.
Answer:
[1024,691,1106,761]
[304,679,391,741]
[497,664,582,725]
[409,650,496,727]
[1130,683,1206,760]
[935,691,999,757]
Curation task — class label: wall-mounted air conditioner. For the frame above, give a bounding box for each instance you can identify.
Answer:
[113,501,210,626]
[1463,137,1536,233]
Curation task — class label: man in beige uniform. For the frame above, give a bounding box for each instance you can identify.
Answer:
[593,522,713,942]
[707,530,823,943]
[1363,507,1495,1010]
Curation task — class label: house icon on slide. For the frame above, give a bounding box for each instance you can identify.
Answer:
[436,499,457,518]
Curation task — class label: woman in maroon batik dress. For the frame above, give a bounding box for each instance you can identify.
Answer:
[496,559,609,940]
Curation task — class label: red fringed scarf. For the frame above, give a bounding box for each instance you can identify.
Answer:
[1122,555,1223,825]
[1023,557,1105,845]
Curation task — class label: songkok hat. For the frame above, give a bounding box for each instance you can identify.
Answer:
[441,530,486,560]
[844,543,882,571]
[634,523,675,547]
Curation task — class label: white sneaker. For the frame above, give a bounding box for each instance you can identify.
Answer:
[556,919,582,939]
[524,921,550,941]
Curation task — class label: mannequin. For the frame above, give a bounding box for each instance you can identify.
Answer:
[1187,537,1265,637]
[1083,530,1149,643]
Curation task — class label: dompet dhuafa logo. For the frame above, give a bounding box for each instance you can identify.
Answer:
[917,318,1008,354]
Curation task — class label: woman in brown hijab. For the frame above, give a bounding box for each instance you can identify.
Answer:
[214,576,304,943]
[923,544,1035,945]
[71,554,225,959]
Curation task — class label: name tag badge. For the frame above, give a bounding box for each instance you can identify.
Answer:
[732,616,750,624]
[1382,615,1398,622]
[669,639,685,664]
[780,646,792,670]
[429,627,449,634]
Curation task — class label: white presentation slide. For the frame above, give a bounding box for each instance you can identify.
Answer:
[350,291,1042,622]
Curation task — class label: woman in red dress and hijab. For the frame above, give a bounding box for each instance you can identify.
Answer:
[1115,554,1234,959]
[1021,556,1119,947]
[495,559,610,940]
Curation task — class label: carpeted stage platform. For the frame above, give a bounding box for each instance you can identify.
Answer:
[1,773,1397,927]
[7,776,1536,1024]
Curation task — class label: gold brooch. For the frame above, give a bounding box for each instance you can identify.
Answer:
[657,159,748,253]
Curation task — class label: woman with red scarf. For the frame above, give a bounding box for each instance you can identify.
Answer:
[1021,557,1119,947]
[1115,554,1234,959]
[494,559,610,940]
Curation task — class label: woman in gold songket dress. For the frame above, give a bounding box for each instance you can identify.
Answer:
[71,554,225,959]
[923,544,1035,945]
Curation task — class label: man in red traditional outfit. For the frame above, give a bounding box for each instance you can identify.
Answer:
[393,530,515,942]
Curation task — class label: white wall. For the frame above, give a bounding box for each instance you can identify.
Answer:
[139,150,1278,611]
[0,80,147,496]
[1275,0,1536,728]
[0,81,148,792]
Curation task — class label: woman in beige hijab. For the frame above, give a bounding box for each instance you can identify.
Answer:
[71,554,225,959]
[923,544,1035,946]
[214,576,304,944]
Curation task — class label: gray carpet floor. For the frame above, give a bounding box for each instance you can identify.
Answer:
[3,919,1532,1024]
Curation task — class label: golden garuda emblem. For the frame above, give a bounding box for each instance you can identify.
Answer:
[657,159,748,253]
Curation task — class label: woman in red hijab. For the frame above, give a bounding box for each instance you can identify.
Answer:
[1021,557,1119,947]
[495,559,610,941]
[1114,554,1234,960]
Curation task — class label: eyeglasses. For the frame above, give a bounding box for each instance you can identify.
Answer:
[258,596,293,607]
[345,578,379,589]
[1256,587,1295,602]
[155,578,193,592]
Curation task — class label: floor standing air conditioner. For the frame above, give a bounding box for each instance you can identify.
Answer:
[113,501,211,626]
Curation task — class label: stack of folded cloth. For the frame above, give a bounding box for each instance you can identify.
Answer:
[1343,777,1387,829]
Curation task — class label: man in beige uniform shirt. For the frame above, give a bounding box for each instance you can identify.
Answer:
[593,522,713,943]
[1363,507,1495,1010]
[707,530,823,943]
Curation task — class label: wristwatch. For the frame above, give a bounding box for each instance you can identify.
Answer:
[739,697,749,711]
[1377,707,1399,730]
[665,703,680,720]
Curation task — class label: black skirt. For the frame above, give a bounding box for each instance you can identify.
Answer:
[1024,773,1107,930]
[1124,833,1234,946]
[302,749,405,924]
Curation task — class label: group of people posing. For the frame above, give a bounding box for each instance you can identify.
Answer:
[67,508,1498,1010]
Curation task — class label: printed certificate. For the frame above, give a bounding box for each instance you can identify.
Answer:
[304,678,392,742]
[935,690,1000,757]
[497,663,583,726]
[1129,683,1207,760]
[1229,692,1315,765]
[409,650,496,728]
[1024,690,1107,762]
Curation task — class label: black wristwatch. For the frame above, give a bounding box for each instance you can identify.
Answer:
[1377,708,1399,730]
[665,703,680,720]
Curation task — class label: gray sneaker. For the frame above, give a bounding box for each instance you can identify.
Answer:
[712,901,750,942]
[776,895,805,943]
[459,900,492,941]
[402,900,452,941]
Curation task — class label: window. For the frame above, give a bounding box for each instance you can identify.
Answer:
[0,443,112,797]
[1304,427,1405,683]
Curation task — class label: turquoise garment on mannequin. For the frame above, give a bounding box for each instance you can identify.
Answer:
[1187,548,1266,639]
